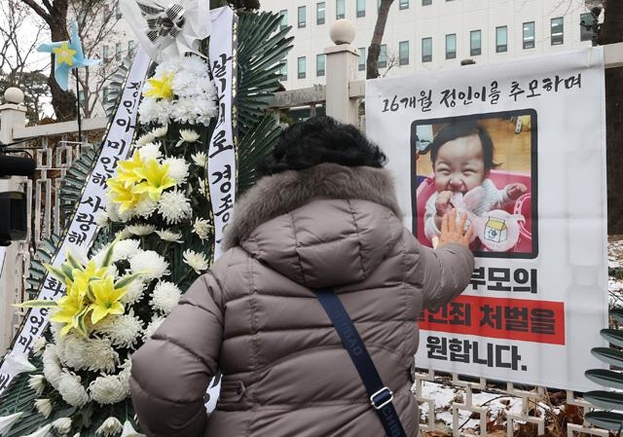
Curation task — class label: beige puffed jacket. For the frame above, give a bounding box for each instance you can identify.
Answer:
[130,163,474,437]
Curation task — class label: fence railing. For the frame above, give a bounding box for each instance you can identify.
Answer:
[2,25,623,437]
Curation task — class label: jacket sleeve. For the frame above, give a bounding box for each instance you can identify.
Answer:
[130,272,224,437]
[418,242,475,310]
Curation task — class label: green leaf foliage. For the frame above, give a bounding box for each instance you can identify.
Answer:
[584,411,623,431]
[585,369,623,390]
[583,390,623,411]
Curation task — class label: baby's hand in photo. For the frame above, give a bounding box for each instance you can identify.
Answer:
[435,191,453,216]
[506,183,527,200]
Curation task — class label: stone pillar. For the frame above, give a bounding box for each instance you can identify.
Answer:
[0,87,28,352]
[324,19,359,125]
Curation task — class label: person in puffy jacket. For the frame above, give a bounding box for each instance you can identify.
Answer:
[129,116,475,437]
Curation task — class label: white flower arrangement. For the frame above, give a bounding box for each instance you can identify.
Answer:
[139,58,218,127]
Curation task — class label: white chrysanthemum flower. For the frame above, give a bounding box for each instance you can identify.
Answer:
[126,224,156,236]
[151,125,168,137]
[138,142,162,162]
[89,374,130,405]
[121,419,145,437]
[96,210,109,227]
[42,346,62,390]
[96,313,143,349]
[183,249,210,274]
[106,203,131,223]
[96,417,123,437]
[139,98,173,125]
[120,279,145,305]
[59,335,118,373]
[151,281,182,314]
[191,151,208,167]
[180,129,200,143]
[144,316,165,339]
[130,250,169,280]
[0,412,24,435]
[112,239,141,261]
[34,398,53,418]
[155,229,183,243]
[135,132,155,146]
[158,190,192,224]
[21,423,52,437]
[56,334,90,370]
[134,197,159,218]
[52,417,72,434]
[57,372,90,407]
[163,158,189,184]
[32,336,47,357]
[192,218,212,240]
[28,374,46,395]
[84,338,119,373]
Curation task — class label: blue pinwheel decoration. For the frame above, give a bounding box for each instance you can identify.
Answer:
[37,21,100,91]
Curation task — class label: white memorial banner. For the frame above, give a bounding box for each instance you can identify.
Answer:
[366,48,607,391]
[0,48,151,395]
[207,6,237,262]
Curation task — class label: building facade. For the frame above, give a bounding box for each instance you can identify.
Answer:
[263,0,598,90]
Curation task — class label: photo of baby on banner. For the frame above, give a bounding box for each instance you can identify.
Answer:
[411,110,538,259]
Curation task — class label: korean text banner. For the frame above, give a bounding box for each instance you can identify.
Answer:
[365,48,607,391]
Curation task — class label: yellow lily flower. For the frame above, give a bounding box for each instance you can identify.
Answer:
[107,179,143,213]
[143,71,174,100]
[88,277,127,324]
[113,152,145,188]
[68,259,109,299]
[50,289,86,337]
[132,159,176,201]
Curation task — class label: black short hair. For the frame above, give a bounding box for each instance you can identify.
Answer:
[430,120,499,171]
[258,116,388,176]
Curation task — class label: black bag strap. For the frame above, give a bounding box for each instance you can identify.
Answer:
[314,287,408,437]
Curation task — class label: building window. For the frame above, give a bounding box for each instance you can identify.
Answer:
[128,40,136,56]
[358,47,366,71]
[115,1,122,18]
[78,90,85,103]
[317,2,325,25]
[298,56,306,79]
[280,62,288,81]
[279,10,288,30]
[379,44,387,68]
[298,6,306,28]
[470,30,481,56]
[400,0,409,9]
[496,26,507,52]
[422,37,432,62]
[316,54,326,76]
[551,17,564,45]
[336,0,345,19]
[115,42,122,61]
[523,21,535,49]
[422,0,431,4]
[580,12,596,42]
[445,33,456,59]
[398,41,409,65]
[356,0,365,17]
[103,45,110,61]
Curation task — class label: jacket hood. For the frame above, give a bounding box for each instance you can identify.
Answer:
[223,163,404,288]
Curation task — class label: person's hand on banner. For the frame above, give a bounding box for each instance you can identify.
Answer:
[434,208,473,249]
